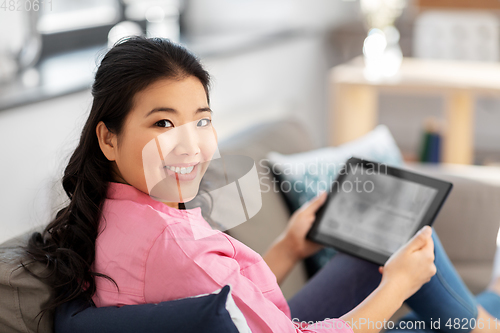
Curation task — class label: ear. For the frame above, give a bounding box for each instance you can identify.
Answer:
[96,121,118,161]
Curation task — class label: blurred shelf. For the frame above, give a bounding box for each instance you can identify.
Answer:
[329,56,500,165]
[417,0,500,10]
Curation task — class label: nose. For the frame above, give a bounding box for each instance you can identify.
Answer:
[173,121,200,156]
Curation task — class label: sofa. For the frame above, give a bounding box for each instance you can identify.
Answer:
[2,118,500,332]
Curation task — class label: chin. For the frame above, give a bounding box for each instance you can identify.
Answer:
[180,194,197,203]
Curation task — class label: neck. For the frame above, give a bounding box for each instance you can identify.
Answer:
[109,176,180,210]
[164,201,180,209]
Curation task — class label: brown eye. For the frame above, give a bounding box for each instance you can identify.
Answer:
[155,119,173,128]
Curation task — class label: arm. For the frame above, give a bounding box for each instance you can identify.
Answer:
[262,236,299,285]
[263,192,327,285]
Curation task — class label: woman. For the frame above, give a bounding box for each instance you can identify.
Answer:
[26,36,500,332]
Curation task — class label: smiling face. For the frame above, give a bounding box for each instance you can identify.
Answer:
[96,75,218,206]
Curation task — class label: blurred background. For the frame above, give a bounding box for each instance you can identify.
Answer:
[2,0,500,243]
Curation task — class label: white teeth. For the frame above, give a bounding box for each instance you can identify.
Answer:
[166,165,195,174]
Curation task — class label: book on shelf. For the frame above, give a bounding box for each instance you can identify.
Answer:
[418,117,442,164]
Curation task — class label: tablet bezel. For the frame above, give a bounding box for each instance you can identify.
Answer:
[306,157,453,266]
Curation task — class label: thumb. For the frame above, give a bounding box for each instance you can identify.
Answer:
[407,226,432,251]
[300,191,327,212]
[378,266,384,274]
[308,191,328,211]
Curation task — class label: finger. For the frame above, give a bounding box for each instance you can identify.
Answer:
[378,266,383,274]
[305,191,327,210]
[407,226,432,251]
[421,236,435,256]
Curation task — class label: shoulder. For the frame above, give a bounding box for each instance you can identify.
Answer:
[100,198,178,232]
[95,199,174,268]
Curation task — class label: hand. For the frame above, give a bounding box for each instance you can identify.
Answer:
[279,191,328,261]
[378,226,437,303]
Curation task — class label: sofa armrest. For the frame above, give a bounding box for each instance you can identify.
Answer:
[405,163,500,263]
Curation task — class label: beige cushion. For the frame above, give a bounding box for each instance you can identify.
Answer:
[0,232,54,333]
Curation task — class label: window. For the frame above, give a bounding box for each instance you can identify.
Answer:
[37,0,120,34]
[37,0,124,58]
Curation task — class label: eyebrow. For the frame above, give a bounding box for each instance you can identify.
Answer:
[145,107,213,118]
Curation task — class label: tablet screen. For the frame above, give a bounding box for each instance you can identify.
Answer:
[317,166,439,256]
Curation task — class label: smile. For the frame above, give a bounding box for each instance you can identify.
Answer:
[163,162,199,181]
[164,165,195,174]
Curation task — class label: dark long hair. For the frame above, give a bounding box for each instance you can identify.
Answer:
[24,36,211,317]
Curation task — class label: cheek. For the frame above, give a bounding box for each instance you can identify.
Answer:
[117,139,148,188]
[200,127,218,161]
[200,136,218,162]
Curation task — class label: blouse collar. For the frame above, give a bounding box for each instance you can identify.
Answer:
[106,181,203,220]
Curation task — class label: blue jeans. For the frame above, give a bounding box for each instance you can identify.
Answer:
[288,229,500,333]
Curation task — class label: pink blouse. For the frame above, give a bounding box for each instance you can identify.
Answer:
[92,182,354,333]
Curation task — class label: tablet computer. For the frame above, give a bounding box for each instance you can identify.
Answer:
[306,157,453,266]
